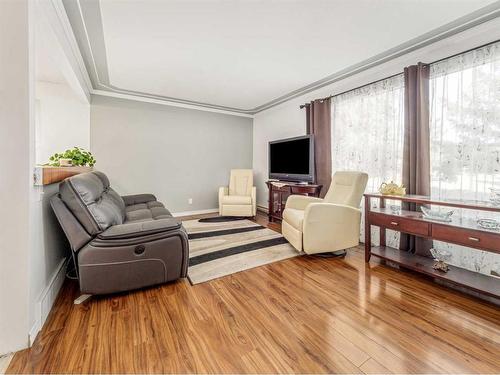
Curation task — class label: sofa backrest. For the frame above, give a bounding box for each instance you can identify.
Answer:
[229,169,253,196]
[59,171,125,235]
[324,171,368,208]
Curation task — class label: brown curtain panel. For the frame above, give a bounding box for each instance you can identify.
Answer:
[400,62,433,257]
[305,98,331,197]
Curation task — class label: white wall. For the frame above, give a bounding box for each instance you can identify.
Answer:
[91,95,253,214]
[0,0,32,355]
[35,81,90,164]
[26,6,91,345]
[253,16,500,208]
[28,80,90,343]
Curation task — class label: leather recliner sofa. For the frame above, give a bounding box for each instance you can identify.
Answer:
[51,171,189,295]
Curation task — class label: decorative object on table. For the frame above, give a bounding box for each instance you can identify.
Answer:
[58,158,73,167]
[420,206,454,222]
[430,247,452,273]
[390,204,401,214]
[48,147,96,167]
[477,218,500,231]
[379,181,406,196]
[489,188,500,205]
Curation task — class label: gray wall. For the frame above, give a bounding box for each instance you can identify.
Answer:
[90,96,253,213]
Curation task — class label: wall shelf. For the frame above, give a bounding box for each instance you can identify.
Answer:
[34,166,92,186]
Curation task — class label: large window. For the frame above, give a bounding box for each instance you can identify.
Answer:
[429,42,500,275]
[430,42,500,201]
[331,74,404,246]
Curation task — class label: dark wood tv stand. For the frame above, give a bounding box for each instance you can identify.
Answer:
[364,193,500,299]
[266,181,322,222]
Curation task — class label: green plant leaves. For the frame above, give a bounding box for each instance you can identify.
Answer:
[47,147,96,167]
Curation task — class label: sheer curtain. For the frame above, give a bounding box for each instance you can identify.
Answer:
[332,74,405,247]
[430,41,500,276]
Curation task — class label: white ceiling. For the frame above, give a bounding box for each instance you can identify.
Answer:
[88,0,496,110]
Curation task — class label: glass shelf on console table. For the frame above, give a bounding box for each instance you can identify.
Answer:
[363,193,500,300]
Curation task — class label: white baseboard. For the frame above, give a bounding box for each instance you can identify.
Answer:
[172,208,219,217]
[257,205,268,213]
[29,258,68,346]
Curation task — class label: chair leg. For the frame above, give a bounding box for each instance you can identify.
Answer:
[313,250,347,258]
[74,294,92,305]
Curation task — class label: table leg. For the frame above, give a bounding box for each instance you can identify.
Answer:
[379,197,386,247]
[364,196,371,262]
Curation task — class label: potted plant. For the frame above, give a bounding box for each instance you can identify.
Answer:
[48,147,96,167]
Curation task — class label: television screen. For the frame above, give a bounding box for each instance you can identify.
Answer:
[269,135,314,182]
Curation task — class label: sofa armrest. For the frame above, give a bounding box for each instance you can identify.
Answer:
[97,218,181,240]
[121,193,157,206]
[285,195,323,211]
[303,203,362,252]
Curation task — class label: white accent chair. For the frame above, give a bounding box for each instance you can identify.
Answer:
[219,169,257,217]
[282,171,368,254]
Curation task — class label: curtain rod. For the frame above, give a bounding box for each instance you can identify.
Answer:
[299,38,500,109]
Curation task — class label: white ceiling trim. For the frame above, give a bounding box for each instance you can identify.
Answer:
[37,0,93,102]
[92,90,254,118]
[66,0,500,115]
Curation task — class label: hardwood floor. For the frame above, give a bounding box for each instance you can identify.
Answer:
[7,212,500,374]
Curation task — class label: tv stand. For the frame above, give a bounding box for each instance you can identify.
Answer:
[266,181,322,222]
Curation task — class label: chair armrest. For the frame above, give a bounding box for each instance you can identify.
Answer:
[97,218,181,240]
[219,186,229,212]
[285,195,323,210]
[121,193,157,206]
[303,203,362,253]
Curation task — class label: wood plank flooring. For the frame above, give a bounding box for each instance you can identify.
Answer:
[7,212,500,373]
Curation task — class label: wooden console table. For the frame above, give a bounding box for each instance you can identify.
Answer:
[266,181,322,222]
[364,193,500,299]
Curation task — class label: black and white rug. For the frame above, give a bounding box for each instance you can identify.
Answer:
[182,218,300,284]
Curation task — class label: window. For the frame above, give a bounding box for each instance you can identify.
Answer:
[331,74,405,246]
[429,41,500,274]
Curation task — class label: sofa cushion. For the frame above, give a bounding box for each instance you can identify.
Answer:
[125,200,172,222]
[283,208,304,230]
[59,171,126,235]
[221,195,252,205]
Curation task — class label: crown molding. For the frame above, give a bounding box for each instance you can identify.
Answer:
[92,90,254,118]
[66,0,500,115]
[37,0,93,102]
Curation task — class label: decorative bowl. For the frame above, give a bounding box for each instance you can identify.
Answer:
[390,204,401,214]
[379,181,406,196]
[420,206,454,222]
[477,218,500,231]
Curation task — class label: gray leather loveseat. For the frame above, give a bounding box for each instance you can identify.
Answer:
[51,171,189,295]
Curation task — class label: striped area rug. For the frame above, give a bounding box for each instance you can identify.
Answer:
[182,218,300,284]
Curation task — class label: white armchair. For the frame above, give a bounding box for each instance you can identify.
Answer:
[282,171,368,254]
[219,169,256,217]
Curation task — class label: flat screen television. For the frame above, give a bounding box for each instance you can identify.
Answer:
[269,135,315,183]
